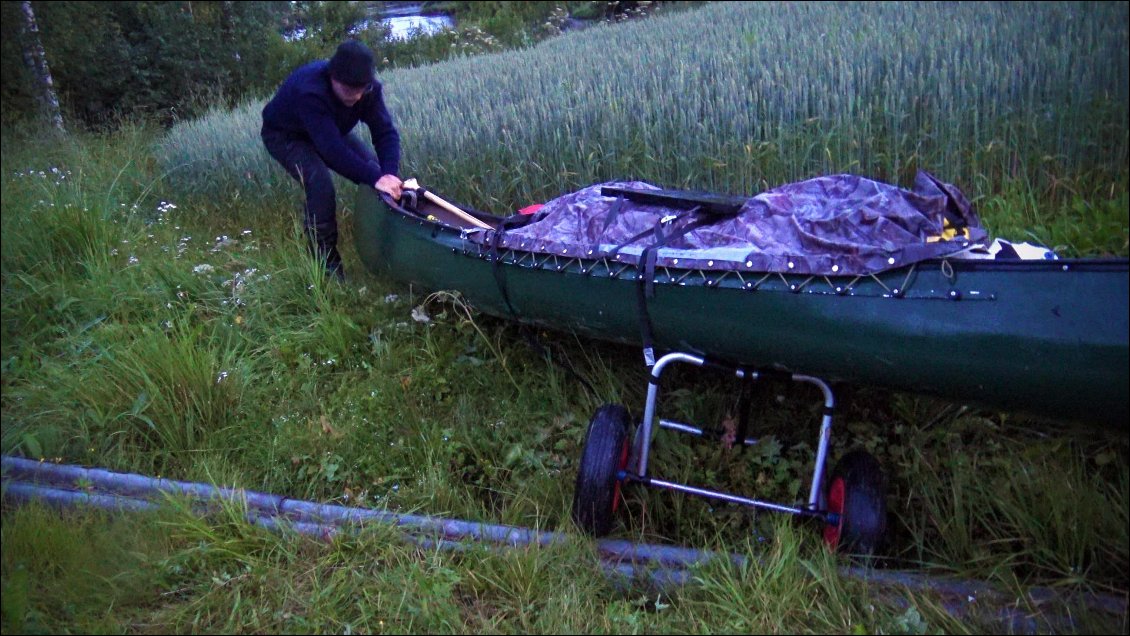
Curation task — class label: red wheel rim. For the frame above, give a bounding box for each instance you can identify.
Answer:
[611,438,629,513]
[823,477,845,548]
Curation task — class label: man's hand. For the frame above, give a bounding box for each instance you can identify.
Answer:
[374,174,403,200]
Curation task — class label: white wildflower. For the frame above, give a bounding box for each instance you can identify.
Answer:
[410,305,431,324]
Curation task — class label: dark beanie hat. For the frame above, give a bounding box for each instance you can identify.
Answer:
[329,41,374,87]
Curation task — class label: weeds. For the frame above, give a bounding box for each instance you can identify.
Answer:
[2,3,1128,634]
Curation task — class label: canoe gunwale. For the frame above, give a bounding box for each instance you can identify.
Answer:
[376,194,1129,301]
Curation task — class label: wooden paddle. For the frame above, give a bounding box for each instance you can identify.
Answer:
[401,178,493,230]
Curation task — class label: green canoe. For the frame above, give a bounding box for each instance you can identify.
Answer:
[354,186,1129,427]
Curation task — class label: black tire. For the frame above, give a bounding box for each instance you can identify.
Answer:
[823,449,887,555]
[572,404,631,537]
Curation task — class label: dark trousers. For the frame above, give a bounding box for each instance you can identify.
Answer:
[261,130,380,273]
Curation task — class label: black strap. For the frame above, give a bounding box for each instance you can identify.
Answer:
[599,195,627,238]
[606,223,664,259]
[632,209,728,366]
[638,212,723,298]
[488,219,522,318]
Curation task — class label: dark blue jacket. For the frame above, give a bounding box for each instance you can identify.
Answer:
[262,60,400,185]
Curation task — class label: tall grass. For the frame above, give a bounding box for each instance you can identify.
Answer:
[159,1,1128,255]
[3,4,1128,634]
[4,126,1128,632]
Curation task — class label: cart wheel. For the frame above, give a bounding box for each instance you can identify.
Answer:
[823,450,887,555]
[572,404,631,537]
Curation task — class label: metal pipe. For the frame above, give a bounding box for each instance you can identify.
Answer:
[1,456,555,547]
[659,418,759,446]
[1,457,733,568]
[791,373,836,508]
[3,479,695,590]
[3,480,158,512]
[4,456,1124,634]
[638,352,706,476]
[644,476,809,516]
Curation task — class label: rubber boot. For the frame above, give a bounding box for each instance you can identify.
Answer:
[307,229,344,281]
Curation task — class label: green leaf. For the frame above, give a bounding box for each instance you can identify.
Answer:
[22,433,43,459]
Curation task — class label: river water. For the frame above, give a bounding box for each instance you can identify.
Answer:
[381,14,454,40]
[284,7,454,42]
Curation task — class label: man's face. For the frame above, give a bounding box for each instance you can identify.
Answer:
[332,78,371,107]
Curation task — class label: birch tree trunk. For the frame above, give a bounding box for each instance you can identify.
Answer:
[19,1,66,135]
[221,0,243,86]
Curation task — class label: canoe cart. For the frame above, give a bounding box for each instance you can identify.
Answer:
[571,351,887,553]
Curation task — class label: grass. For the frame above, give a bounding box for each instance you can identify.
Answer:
[5,500,1124,633]
[3,126,1126,632]
[3,3,1128,633]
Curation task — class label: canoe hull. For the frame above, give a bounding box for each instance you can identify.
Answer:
[355,188,1129,426]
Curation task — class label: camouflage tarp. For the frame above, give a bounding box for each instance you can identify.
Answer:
[479,171,987,276]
